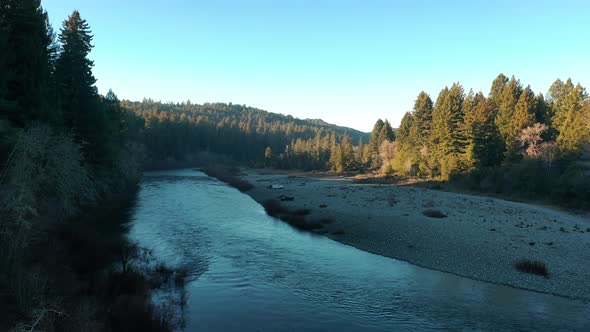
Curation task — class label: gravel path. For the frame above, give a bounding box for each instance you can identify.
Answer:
[241,169,590,300]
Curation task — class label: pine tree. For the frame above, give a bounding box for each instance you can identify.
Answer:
[489,73,509,107]
[547,78,573,129]
[503,86,537,159]
[340,134,356,171]
[101,89,128,161]
[395,112,413,146]
[56,10,105,162]
[368,119,384,155]
[553,83,589,154]
[494,76,523,158]
[409,91,433,149]
[391,112,416,176]
[0,0,56,126]
[534,93,550,126]
[430,83,466,178]
[379,119,395,142]
[462,91,503,168]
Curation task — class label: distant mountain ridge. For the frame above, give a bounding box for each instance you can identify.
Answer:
[123,100,369,143]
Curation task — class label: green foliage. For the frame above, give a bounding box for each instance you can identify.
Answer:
[368,119,384,155]
[462,91,503,169]
[390,74,589,208]
[547,81,589,154]
[379,119,395,142]
[409,91,433,149]
[494,76,524,158]
[367,118,395,169]
[430,83,466,179]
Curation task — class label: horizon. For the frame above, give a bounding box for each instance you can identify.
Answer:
[43,0,590,131]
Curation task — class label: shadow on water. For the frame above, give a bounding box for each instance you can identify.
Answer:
[127,169,590,331]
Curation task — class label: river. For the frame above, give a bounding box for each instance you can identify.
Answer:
[127,169,590,331]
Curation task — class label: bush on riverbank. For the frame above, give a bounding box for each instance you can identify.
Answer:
[422,209,447,218]
[262,199,324,231]
[202,166,254,192]
[514,259,549,277]
[262,199,289,216]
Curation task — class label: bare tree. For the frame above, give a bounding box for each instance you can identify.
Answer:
[379,140,398,174]
[518,123,557,168]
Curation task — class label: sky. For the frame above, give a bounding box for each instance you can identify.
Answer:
[43,0,590,132]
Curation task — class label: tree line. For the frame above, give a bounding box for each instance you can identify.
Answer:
[122,100,370,171]
[376,74,590,208]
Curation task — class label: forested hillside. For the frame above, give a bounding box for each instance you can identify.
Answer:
[123,100,370,170]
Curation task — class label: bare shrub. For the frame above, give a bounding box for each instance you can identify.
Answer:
[514,259,549,277]
[262,199,288,217]
[422,209,447,218]
[1,124,97,227]
[518,123,557,165]
[379,140,398,175]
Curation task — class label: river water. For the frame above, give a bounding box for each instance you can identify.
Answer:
[127,169,590,331]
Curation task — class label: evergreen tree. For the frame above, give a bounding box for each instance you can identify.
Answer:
[409,91,433,149]
[100,89,128,164]
[553,83,590,154]
[368,119,384,155]
[430,83,466,178]
[56,10,105,163]
[534,93,550,126]
[494,76,523,158]
[391,112,416,176]
[546,78,573,129]
[462,91,503,168]
[503,86,537,159]
[340,133,356,171]
[395,112,413,146]
[0,0,56,126]
[489,73,509,107]
[379,119,395,142]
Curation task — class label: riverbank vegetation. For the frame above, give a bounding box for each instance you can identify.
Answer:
[122,71,588,209]
[383,75,590,209]
[201,167,253,192]
[262,199,325,231]
[0,2,178,330]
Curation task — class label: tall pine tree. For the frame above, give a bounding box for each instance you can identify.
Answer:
[56,10,106,163]
[430,83,466,178]
[494,76,523,159]
[0,0,56,126]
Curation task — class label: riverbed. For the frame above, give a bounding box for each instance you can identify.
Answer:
[127,169,590,331]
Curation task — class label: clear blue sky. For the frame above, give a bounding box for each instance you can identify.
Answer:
[43,0,589,132]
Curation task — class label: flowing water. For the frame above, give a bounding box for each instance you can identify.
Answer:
[127,169,590,331]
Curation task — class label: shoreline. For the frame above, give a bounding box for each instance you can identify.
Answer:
[238,168,590,300]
